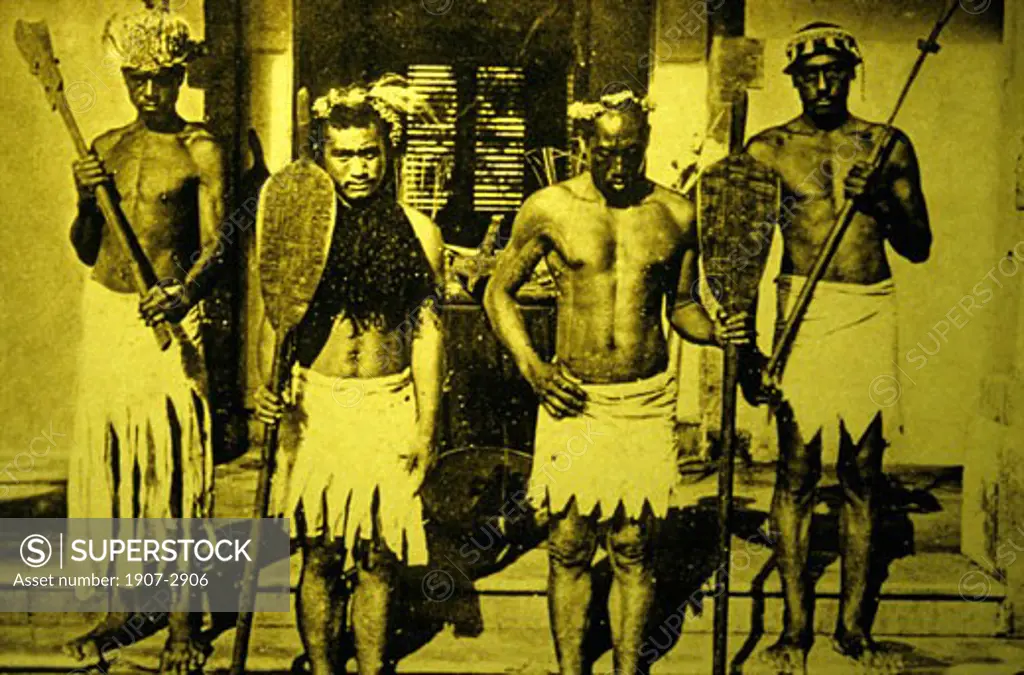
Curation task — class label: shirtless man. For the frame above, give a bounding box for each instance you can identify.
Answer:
[744,23,931,671]
[253,76,444,675]
[484,89,753,675]
[64,7,225,674]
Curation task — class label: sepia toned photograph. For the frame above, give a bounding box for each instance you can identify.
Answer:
[0,0,1022,673]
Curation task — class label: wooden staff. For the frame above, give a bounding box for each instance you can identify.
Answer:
[15,19,172,350]
[765,0,960,386]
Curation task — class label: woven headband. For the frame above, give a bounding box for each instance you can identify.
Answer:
[784,25,862,74]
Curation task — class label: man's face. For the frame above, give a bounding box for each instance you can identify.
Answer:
[589,111,648,202]
[123,68,183,117]
[791,54,854,119]
[322,123,388,203]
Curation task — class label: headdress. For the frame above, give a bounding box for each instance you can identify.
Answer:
[567,87,655,125]
[784,22,862,74]
[103,1,203,73]
[311,74,435,147]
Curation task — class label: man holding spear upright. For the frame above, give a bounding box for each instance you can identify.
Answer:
[59,4,226,672]
[744,20,938,672]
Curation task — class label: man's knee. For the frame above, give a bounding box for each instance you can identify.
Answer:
[607,518,652,569]
[837,417,885,496]
[548,511,597,569]
[355,538,396,576]
[303,537,345,576]
[775,443,821,504]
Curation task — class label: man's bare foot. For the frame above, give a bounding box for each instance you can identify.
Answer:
[755,636,807,674]
[63,612,132,661]
[159,635,210,675]
[832,633,904,674]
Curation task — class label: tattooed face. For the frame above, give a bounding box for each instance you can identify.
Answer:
[588,110,649,206]
[790,53,855,123]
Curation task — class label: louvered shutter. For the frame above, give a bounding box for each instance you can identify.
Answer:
[402,64,458,216]
[473,65,526,213]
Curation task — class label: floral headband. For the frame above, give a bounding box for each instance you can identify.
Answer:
[567,88,655,123]
[311,74,435,146]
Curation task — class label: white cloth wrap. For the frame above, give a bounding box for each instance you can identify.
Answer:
[527,369,678,521]
[775,273,904,462]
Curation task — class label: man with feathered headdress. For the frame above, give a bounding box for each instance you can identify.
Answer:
[64,2,225,672]
[253,74,445,675]
[484,85,754,675]
[745,22,931,672]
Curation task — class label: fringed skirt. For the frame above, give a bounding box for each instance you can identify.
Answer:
[527,368,678,521]
[275,366,428,569]
[775,274,904,462]
[68,280,212,520]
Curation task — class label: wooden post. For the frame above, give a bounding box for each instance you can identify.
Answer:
[199,0,250,464]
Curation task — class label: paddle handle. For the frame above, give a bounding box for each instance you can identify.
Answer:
[712,342,739,675]
[231,336,291,675]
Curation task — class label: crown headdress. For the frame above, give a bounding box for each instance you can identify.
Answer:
[567,88,655,124]
[103,1,203,73]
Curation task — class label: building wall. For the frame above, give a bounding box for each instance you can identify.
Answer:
[0,0,205,483]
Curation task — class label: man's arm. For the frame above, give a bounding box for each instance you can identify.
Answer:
[848,129,931,263]
[181,132,229,302]
[139,131,227,325]
[669,247,720,346]
[665,194,754,348]
[69,141,110,266]
[483,191,586,418]
[483,194,551,377]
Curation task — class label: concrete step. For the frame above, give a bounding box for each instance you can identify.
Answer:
[2,619,1024,674]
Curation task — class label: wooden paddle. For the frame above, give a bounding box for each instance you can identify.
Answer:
[15,19,173,350]
[229,95,336,674]
[697,152,780,675]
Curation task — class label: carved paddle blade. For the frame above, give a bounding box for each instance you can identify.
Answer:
[15,20,64,109]
[256,159,336,333]
[698,153,781,315]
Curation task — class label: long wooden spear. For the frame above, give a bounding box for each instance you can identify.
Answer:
[765,1,961,386]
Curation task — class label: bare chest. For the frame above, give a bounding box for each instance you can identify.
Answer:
[104,132,200,225]
[773,130,878,203]
[549,202,681,278]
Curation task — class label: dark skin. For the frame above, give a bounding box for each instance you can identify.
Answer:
[65,65,226,675]
[71,67,226,327]
[745,53,931,670]
[485,109,753,675]
[254,121,445,675]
